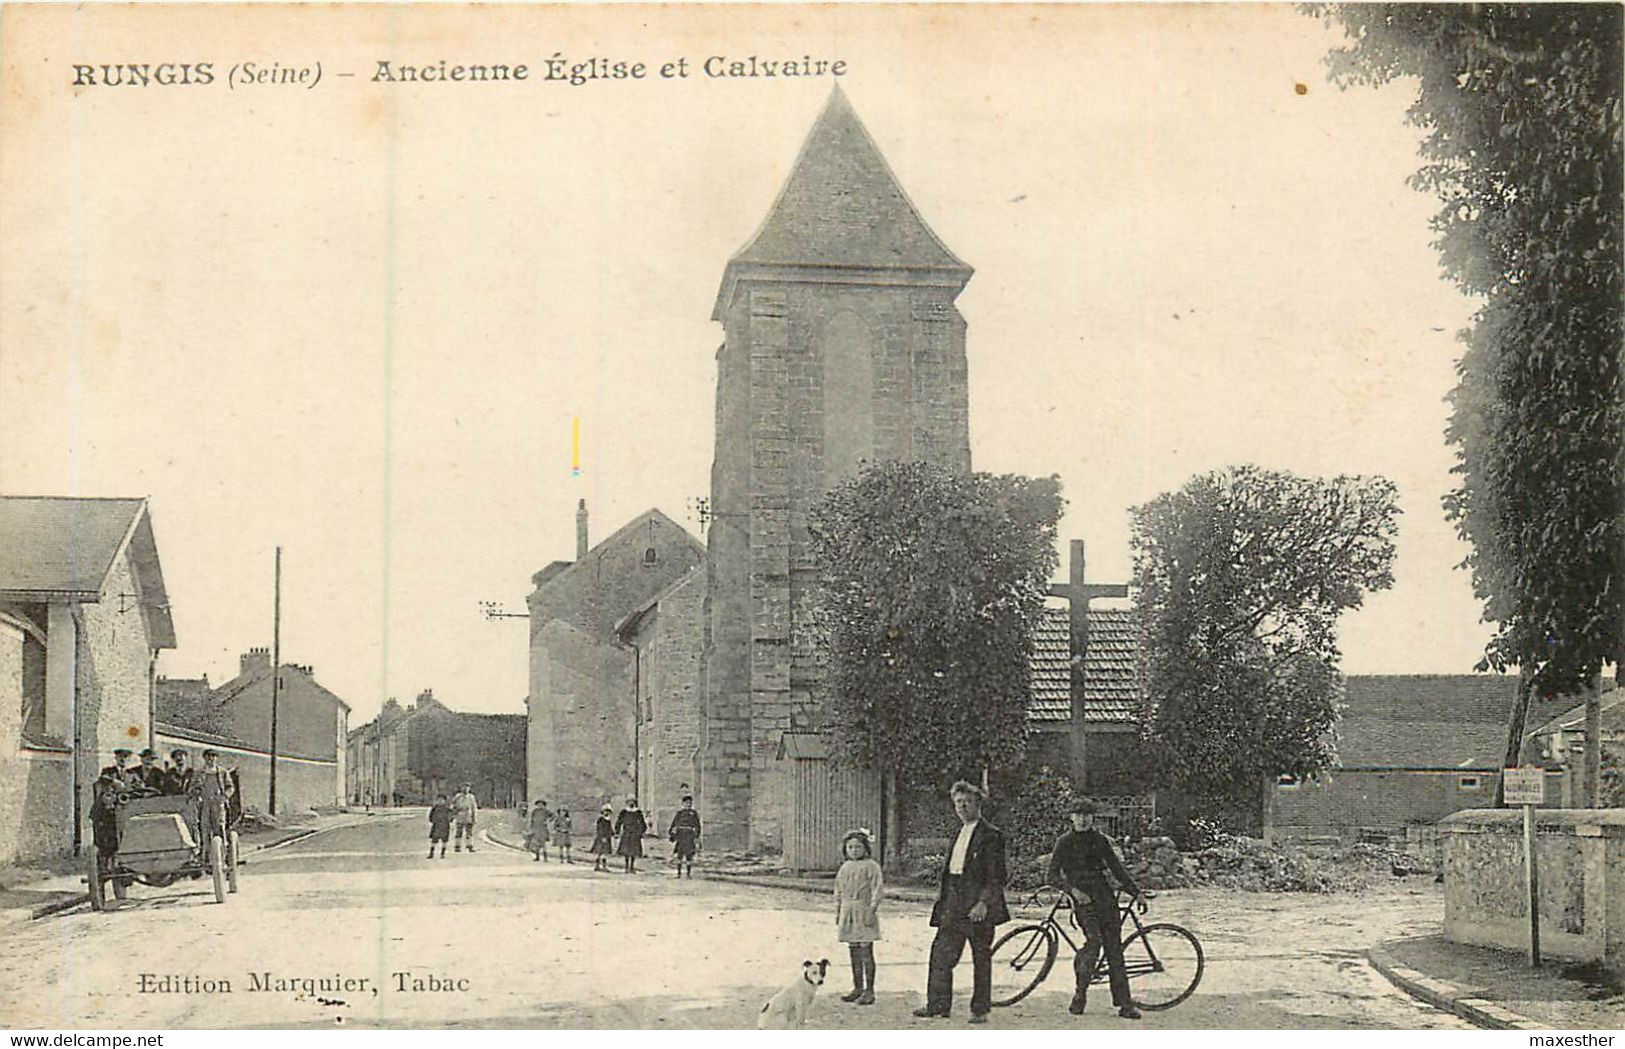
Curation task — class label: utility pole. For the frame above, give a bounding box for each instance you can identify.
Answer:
[269,547,282,816]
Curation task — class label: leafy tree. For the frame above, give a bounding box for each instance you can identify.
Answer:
[1309,4,1623,802]
[809,460,1062,865]
[1131,466,1399,811]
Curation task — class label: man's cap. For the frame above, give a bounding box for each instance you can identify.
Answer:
[138,748,157,759]
[112,747,133,756]
[201,748,219,759]
[170,748,189,760]
[681,794,693,802]
[601,804,613,813]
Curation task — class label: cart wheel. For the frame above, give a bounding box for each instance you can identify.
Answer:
[227,831,240,893]
[111,876,129,901]
[85,851,106,911]
[209,836,227,904]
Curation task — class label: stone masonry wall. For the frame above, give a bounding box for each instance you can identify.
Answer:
[0,616,74,864]
[636,571,704,835]
[76,551,158,852]
[1441,809,1625,978]
[705,278,971,852]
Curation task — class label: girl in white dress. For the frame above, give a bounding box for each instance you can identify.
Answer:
[834,828,883,1005]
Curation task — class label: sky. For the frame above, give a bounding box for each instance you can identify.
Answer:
[0,4,1493,724]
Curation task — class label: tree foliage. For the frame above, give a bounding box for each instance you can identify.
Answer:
[1132,466,1400,807]
[809,460,1063,791]
[1310,4,1623,696]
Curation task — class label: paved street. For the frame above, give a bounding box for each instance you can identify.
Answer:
[3,813,1470,1029]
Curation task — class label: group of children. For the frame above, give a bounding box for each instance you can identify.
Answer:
[510,794,703,876]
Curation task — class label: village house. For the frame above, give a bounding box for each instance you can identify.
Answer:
[350,689,524,808]
[156,648,350,815]
[0,496,175,864]
[1264,674,1571,845]
[1526,686,1625,805]
[525,502,706,836]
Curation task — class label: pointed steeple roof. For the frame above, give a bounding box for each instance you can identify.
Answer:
[714,88,971,317]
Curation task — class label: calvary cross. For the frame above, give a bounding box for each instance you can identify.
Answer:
[1048,539,1129,725]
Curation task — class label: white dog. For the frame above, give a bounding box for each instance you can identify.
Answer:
[757,958,829,1029]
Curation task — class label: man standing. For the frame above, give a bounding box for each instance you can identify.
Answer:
[451,784,478,852]
[914,781,1009,1024]
[195,749,235,845]
[1047,799,1145,1020]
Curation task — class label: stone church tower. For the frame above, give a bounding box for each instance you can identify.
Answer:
[701,89,974,850]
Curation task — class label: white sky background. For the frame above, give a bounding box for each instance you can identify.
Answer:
[0,4,1490,723]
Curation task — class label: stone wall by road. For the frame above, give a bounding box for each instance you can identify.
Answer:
[1440,808,1625,978]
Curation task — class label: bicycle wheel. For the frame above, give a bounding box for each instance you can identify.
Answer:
[989,924,1058,1007]
[1121,923,1203,1010]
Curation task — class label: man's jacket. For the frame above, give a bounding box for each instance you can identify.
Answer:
[929,819,1010,928]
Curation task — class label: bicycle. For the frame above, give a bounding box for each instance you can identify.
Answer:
[988,887,1204,1011]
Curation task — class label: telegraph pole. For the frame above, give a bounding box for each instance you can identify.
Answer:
[269,547,282,815]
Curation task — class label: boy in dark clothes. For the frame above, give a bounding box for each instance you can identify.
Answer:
[1047,799,1147,1020]
[667,794,701,878]
[590,804,615,872]
[428,794,452,858]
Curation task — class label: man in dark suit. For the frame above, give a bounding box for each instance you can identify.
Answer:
[134,748,166,791]
[914,780,1009,1024]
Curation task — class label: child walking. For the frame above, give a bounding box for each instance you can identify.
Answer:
[590,804,615,872]
[667,794,701,878]
[553,807,574,864]
[427,794,451,859]
[527,799,552,862]
[834,828,882,1005]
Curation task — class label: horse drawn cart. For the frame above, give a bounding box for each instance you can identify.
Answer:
[86,773,243,910]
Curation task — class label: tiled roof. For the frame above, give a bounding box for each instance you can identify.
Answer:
[715,89,969,316]
[1335,675,1519,770]
[1029,606,1143,724]
[0,496,175,647]
[1529,688,1625,737]
[0,496,145,595]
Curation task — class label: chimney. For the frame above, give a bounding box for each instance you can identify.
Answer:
[417,688,435,706]
[576,499,589,560]
[240,647,271,675]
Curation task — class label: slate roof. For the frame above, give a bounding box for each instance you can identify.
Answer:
[0,495,175,647]
[715,88,970,317]
[1334,675,1519,770]
[1529,688,1625,738]
[1029,605,1144,724]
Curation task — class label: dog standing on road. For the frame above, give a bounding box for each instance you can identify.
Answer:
[757,959,830,1029]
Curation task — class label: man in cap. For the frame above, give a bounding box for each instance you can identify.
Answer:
[135,748,166,792]
[451,784,478,852]
[1047,798,1146,1020]
[99,747,140,790]
[163,748,196,796]
[195,749,235,845]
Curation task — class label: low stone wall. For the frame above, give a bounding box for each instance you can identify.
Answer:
[1439,808,1625,978]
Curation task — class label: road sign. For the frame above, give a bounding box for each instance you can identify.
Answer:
[1504,766,1546,805]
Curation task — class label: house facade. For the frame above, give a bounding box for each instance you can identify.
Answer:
[1266,674,1568,843]
[0,496,175,864]
[156,649,350,815]
[349,690,525,808]
[526,502,706,835]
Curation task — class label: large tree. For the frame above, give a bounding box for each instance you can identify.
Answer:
[809,460,1062,865]
[1132,466,1400,813]
[1311,4,1623,803]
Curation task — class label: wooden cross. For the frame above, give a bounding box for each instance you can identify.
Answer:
[1048,539,1129,729]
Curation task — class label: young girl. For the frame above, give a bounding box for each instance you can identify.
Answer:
[553,807,573,864]
[590,804,615,872]
[427,794,451,859]
[834,828,882,1005]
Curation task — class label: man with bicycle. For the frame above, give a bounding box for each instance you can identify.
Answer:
[1047,798,1145,1020]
